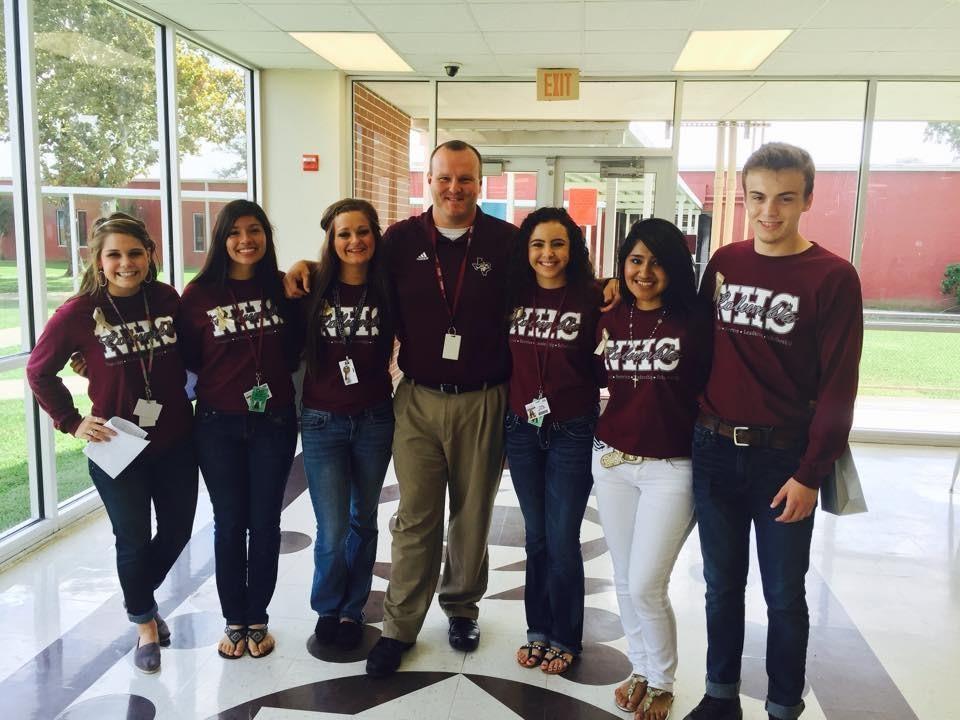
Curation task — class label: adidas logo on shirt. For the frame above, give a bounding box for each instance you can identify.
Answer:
[416,251,429,261]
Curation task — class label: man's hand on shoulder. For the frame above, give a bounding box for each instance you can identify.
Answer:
[600,278,620,313]
[771,477,818,523]
[282,260,315,299]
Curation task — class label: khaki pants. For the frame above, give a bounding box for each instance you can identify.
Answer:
[382,379,507,642]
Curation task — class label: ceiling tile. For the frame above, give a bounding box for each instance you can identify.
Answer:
[483,31,582,54]
[358,3,478,32]
[247,4,374,31]
[471,3,583,31]
[693,0,821,29]
[241,50,338,68]
[584,30,687,54]
[781,28,960,54]
[490,53,583,73]
[402,53,503,75]
[804,0,948,28]
[385,32,490,54]
[755,50,878,75]
[581,52,679,74]
[195,29,308,52]
[860,51,960,75]
[152,3,274,31]
[585,1,699,31]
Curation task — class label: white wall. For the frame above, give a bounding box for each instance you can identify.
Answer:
[260,70,350,271]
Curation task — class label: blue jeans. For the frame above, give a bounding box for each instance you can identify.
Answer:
[301,401,394,623]
[194,404,298,626]
[504,410,596,655]
[89,440,198,624]
[691,423,814,720]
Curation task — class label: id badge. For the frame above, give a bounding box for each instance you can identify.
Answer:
[524,395,551,428]
[244,383,272,413]
[133,398,163,428]
[442,332,461,361]
[339,358,359,386]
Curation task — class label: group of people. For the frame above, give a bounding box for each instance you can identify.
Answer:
[26,138,863,720]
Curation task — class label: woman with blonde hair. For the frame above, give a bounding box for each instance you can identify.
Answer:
[27,213,197,674]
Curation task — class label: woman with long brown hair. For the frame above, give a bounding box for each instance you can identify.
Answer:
[27,213,197,674]
[300,198,395,651]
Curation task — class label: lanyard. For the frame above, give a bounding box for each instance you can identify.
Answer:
[105,288,155,401]
[227,287,266,386]
[430,225,473,330]
[531,287,567,398]
[332,283,368,359]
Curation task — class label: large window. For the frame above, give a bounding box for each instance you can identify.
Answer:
[0,0,256,553]
[678,81,867,271]
[176,38,250,282]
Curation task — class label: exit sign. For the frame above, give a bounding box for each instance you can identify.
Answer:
[537,68,580,101]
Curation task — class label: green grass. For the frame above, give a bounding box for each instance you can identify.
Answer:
[859,329,960,399]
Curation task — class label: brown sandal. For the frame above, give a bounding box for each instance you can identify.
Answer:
[639,687,674,720]
[516,640,548,668]
[539,646,575,675]
[615,673,647,712]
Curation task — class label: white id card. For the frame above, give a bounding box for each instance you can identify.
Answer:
[442,332,461,361]
[524,396,551,427]
[133,398,163,428]
[339,358,359,386]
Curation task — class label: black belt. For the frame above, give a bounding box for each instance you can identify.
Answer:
[405,377,490,395]
[697,411,806,450]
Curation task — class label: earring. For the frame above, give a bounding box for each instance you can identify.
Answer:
[97,269,107,288]
[142,268,154,285]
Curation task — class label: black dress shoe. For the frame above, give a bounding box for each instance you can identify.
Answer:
[448,617,480,652]
[314,616,339,644]
[134,638,161,674]
[366,636,414,677]
[155,614,171,647]
[336,620,364,650]
[681,695,742,720]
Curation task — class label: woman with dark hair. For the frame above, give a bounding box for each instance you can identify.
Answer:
[27,213,197,674]
[179,199,300,660]
[301,198,395,651]
[504,207,602,675]
[594,218,710,720]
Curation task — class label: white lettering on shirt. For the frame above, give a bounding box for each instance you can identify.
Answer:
[604,337,681,372]
[715,283,799,335]
[510,307,582,342]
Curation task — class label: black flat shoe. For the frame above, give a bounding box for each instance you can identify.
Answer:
[448,617,480,652]
[336,621,363,650]
[155,614,171,647]
[314,616,339,645]
[365,636,413,677]
[134,638,161,674]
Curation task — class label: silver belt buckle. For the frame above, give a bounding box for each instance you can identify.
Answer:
[733,426,750,447]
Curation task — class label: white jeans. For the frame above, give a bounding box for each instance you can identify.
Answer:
[592,442,695,692]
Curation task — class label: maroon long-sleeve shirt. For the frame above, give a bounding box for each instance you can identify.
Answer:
[301,282,393,415]
[27,283,193,452]
[508,285,601,422]
[698,240,863,488]
[384,208,516,386]
[596,302,711,458]
[178,275,300,413]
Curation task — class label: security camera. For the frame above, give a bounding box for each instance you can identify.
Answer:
[443,62,462,77]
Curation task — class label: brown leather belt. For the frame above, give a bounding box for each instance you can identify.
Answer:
[696,411,806,450]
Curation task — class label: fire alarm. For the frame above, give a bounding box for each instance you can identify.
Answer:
[302,154,319,172]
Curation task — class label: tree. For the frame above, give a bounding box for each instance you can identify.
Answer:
[924,122,960,160]
[0,0,247,188]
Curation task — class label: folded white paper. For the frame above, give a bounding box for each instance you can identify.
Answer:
[82,417,150,479]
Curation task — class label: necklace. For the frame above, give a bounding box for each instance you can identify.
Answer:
[627,304,666,388]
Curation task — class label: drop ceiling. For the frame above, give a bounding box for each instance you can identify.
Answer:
[129,0,960,77]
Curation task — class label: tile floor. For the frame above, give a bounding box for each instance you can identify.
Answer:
[1,442,958,720]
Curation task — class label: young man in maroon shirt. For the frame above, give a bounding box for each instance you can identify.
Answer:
[683,143,863,720]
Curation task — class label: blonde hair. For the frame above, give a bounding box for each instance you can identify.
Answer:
[76,212,159,297]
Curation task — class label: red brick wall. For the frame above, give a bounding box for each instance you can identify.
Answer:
[353,84,411,228]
